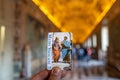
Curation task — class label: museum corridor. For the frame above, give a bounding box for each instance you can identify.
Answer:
[0,0,120,80]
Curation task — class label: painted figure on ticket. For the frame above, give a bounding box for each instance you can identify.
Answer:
[61,36,71,62]
[52,37,62,62]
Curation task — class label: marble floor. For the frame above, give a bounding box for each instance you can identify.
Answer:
[64,60,119,80]
[15,60,120,80]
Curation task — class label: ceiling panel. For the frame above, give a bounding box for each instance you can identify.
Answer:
[32,0,116,43]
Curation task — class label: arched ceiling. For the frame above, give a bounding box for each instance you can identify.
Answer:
[32,0,116,43]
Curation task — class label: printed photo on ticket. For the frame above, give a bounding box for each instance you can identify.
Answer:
[47,32,72,70]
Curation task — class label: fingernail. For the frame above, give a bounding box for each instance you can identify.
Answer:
[51,67,61,75]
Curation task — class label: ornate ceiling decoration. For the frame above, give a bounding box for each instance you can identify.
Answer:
[32,0,116,43]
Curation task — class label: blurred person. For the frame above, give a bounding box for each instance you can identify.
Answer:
[31,67,66,80]
[83,47,92,61]
[75,44,82,78]
[75,44,80,61]
[77,45,85,61]
[98,49,104,61]
[91,48,97,60]
[52,37,62,62]
[72,45,77,60]
[20,43,32,78]
[87,47,92,60]
[72,45,77,69]
[61,36,71,62]
[25,43,32,78]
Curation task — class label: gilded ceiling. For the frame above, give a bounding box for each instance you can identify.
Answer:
[32,0,116,43]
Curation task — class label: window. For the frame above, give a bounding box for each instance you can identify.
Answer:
[101,26,109,51]
[92,34,97,47]
[0,25,5,51]
[87,38,92,47]
[83,41,87,47]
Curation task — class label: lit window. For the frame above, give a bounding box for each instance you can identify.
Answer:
[87,38,92,47]
[101,26,109,51]
[92,34,97,47]
[0,25,5,51]
[83,41,87,47]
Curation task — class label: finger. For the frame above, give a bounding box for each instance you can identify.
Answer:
[49,67,62,80]
[31,69,50,80]
[61,70,67,78]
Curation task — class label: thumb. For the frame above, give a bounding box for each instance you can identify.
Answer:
[49,67,62,80]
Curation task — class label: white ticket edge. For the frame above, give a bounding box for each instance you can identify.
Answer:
[47,32,53,70]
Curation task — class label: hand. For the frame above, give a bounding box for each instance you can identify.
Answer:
[31,67,66,80]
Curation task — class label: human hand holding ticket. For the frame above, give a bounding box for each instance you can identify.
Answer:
[31,67,66,80]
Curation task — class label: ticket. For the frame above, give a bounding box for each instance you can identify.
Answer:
[47,32,72,70]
